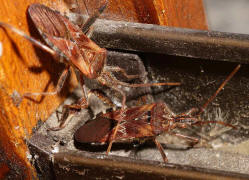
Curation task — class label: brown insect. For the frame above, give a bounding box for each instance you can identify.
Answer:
[74,64,240,162]
[0,2,180,151]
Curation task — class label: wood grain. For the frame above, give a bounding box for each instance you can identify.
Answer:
[77,0,208,29]
[0,0,75,179]
[0,0,207,179]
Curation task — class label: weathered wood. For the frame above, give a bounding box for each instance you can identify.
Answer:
[0,0,207,179]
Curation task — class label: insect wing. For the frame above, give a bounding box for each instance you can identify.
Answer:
[74,116,114,143]
[112,117,155,141]
[28,4,68,37]
[28,4,105,78]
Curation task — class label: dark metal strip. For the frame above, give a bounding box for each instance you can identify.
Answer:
[53,151,249,180]
[90,18,249,64]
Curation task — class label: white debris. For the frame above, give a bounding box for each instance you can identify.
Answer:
[51,145,59,153]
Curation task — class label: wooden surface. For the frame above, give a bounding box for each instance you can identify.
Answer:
[0,0,74,179]
[0,0,207,179]
[66,0,207,29]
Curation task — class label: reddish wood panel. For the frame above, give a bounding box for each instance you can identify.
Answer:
[161,0,208,29]
[79,0,207,29]
[0,0,75,179]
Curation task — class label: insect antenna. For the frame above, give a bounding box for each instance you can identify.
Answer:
[198,64,241,116]
[0,22,56,56]
[193,64,241,128]
[81,0,109,33]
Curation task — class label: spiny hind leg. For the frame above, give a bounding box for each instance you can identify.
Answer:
[103,67,180,87]
[104,66,143,80]
[113,76,180,87]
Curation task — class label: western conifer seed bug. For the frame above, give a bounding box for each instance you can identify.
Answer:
[74,64,240,162]
[0,1,180,154]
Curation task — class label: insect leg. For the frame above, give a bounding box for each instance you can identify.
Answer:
[48,97,88,131]
[48,71,88,131]
[49,89,115,131]
[106,86,127,155]
[172,133,199,144]
[153,138,168,163]
[104,66,142,80]
[23,65,71,99]
[179,108,199,117]
[193,120,236,129]
[0,22,56,55]
[48,108,74,131]
[100,67,180,93]
[60,89,115,112]
[88,89,115,108]
[114,80,181,87]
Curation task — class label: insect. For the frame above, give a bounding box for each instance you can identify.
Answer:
[74,64,240,162]
[0,2,180,149]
